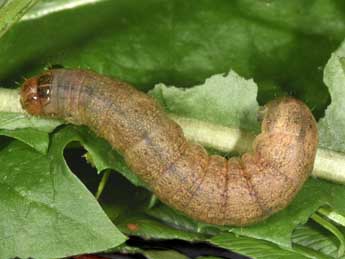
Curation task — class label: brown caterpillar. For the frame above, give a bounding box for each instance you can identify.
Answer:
[20,69,318,226]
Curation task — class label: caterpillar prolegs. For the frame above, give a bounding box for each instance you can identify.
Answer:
[20,69,318,226]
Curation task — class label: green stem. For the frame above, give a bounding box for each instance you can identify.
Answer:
[95,170,111,200]
[318,207,345,227]
[169,114,345,185]
[0,88,24,113]
[147,194,158,209]
[169,114,255,154]
[2,88,345,185]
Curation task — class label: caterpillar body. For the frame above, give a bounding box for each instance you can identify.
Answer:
[20,69,318,226]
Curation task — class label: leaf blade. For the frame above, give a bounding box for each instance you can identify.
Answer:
[0,0,40,38]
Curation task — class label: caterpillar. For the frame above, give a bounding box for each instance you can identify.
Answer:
[20,69,318,226]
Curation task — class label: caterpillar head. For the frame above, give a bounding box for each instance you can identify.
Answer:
[20,72,52,115]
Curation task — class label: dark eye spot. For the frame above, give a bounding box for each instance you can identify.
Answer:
[37,86,50,98]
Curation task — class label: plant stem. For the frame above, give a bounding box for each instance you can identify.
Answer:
[95,170,111,200]
[0,88,24,113]
[1,88,345,184]
[169,114,255,154]
[169,114,345,185]
[318,207,345,227]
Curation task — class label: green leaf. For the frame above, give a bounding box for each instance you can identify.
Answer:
[0,112,62,153]
[116,213,205,241]
[113,245,190,259]
[0,110,142,183]
[310,213,345,257]
[149,70,260,132]
[144,250,189,259]
[0,137,126,259]
[1,0,344,117]
[146,203,222,236]
[319,40,345,152]
[0,112,61,131]
[143,178,345,251]
[0,128,49,153]
[229,178,345,248]
[61,125,144,187]
[292,223,345,259]
[209,232,310,259]
[22,0,108,21]
[0,0,39,38]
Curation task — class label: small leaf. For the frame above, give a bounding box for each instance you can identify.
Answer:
[319,40,345,152]
[150,71,260,132]
[62,125,144,187]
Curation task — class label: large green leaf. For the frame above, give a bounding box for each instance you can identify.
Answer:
[1,0,345,117]
[60,126,144,187]
[0,129,126,259]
